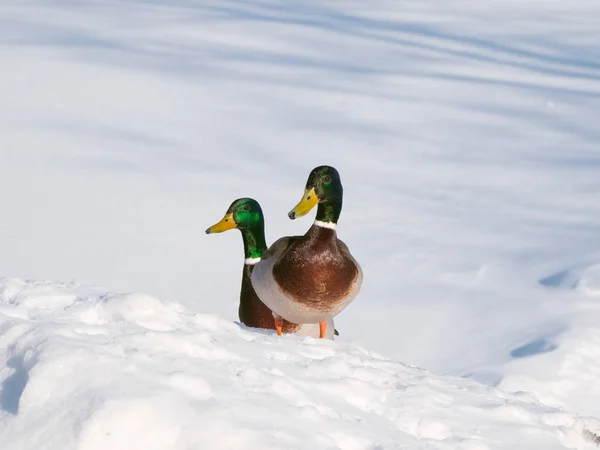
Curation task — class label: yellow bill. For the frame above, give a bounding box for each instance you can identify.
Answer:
[205,213,237,234]
[288,188,319,220]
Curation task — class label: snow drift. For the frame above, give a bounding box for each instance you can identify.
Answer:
[1,0,600,423]
[0,278,599,450]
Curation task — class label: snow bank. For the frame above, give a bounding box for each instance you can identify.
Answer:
[1,278,599,449]
[493,263,600,419]
[1,0,600,422]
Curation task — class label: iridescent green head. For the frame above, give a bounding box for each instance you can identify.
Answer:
[206,198,264,234]
[288,166,343,222]
[206,198,267,259]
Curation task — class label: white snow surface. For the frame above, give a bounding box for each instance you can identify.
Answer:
[1,278,600,450]
[1,0,600,442]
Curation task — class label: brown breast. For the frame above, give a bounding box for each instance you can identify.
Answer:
[239,265,300,333]
[271,226,359,312]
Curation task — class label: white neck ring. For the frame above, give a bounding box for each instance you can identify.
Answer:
[245,257,261,265]
[314,220,337,230]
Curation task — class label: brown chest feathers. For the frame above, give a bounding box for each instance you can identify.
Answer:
[239,265,300,333]
[272,226,358,312]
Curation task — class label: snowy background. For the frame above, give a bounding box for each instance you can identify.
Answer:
[1,0,600,448]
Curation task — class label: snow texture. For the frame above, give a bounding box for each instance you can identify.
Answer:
[1,278,600,450]
[1,0,600,446]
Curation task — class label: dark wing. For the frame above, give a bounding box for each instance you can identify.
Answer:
[261,235,303,261]
[337,238,363,275]
[337,238,356,261]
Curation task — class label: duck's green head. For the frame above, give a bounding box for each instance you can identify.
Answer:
[205,198,264,234]
[288,165,342,220]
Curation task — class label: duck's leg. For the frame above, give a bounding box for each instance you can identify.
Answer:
[319,321,327,339]
[273,312,283,336]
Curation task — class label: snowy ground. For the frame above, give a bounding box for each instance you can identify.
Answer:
[1,278,600,449]
[1,0,600,445]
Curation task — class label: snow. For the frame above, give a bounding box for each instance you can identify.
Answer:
[1,278,600,450]
[1,0,600,446]
[496,264,600,418]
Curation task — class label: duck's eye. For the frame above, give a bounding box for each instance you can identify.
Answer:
[243,205,251,211]
[323,175,332,184]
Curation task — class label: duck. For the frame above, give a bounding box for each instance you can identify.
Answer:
[251,166,362,338]
[205,198,336,339]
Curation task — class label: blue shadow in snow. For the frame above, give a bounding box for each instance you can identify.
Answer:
[539,270,579,289]
[0,356,29,415]
[538,264,593,290]
[208,0,600,80]
[510,338,558,359]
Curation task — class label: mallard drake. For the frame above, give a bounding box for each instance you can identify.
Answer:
[205,198,335,339]
[251,166,362,338]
